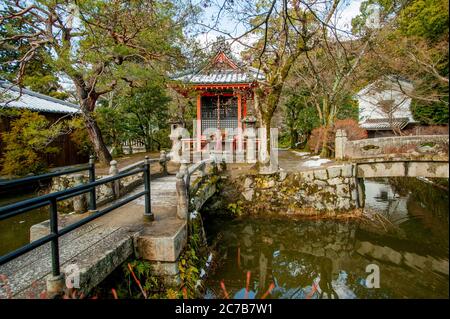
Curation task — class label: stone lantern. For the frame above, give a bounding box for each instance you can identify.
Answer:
[169,119,185,163]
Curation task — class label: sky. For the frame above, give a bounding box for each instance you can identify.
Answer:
[195,0,365,53]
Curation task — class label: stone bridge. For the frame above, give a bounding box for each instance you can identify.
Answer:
[335,131,449,161]
[0,156,219,298]
[355,157,449,179]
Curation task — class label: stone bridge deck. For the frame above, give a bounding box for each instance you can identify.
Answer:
[0,174,188,299]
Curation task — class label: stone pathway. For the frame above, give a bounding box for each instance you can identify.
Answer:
[0,174,182,298]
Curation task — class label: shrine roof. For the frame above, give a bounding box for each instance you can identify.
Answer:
[172,51,265,85]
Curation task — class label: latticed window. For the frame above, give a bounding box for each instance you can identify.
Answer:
[201,95,238,133]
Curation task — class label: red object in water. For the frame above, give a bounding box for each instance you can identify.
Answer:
[306,282,318,299]
[220,280,230,299]
[245,271,251,299]
[261,283,275,299]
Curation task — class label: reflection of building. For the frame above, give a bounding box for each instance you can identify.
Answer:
[172,47,264,151]
[356,76,417,138]
[0,80,87,170]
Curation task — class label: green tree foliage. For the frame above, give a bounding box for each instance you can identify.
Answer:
[0,16,67,98]
[281,91,319,149]
[1,0,198,164]
[96,80,172,154]
[0,110,62,176]
[398,0,449,41]
[281,89,358,149]
[353,0,448,125]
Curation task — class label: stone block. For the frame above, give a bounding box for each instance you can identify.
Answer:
[327,177,342,186]
[242,189,254,201]
[341,165,354,177]
[243,177,253,189]
[136,220,187,262]
[327,166,341,178]
[314,169,328,180]
[336,184,350,197]
[278,170,288,182]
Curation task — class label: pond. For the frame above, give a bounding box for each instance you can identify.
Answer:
[0,189,49,256]
[202,177,449,299]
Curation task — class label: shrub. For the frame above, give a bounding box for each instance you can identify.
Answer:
[0,110,62,176]
[308,119,368,155]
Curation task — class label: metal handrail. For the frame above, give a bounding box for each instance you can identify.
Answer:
[0,165,89,188]
[0,156,153,280]
[0,155,97,212]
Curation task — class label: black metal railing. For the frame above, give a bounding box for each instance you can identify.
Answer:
[0,156,153,279]
[0,155,97,212]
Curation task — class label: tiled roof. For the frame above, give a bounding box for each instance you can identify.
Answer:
[356,76,416,130]
[173,51,265,84]
[0,80,79,114]
[174,67,264,84]
[360,118,410,130]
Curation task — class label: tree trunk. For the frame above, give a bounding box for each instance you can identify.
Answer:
[85,116,112,164]
[320,125,330,158]
[290,129,299,149]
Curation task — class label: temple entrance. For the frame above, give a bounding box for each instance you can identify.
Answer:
[201,95,238,134]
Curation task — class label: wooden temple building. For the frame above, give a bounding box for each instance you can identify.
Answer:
[172,48,264,153]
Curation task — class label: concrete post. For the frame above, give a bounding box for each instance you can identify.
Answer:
[109,160,120,199]
[159,150,168,175]
[176,169,189,220]
[245,127,257,164]
[72,174,87,214]
[200,162,206,178]
[335,129,348,160]
[46,273,66,298]
[180,161,190,194]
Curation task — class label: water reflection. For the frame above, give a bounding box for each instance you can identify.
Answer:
[204,178,449,299]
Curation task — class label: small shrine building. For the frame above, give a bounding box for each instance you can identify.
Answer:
[173,48,264,152]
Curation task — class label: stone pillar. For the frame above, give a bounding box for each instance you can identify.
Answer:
[46,274,66,298]
[72,174,87,213]
[335,129,348,160]
[159,150,168,175]
[356,177,365,208]
[109,160,120,199]
[242,115,257,164]
[200,162,206,178]
[176,167,189,220]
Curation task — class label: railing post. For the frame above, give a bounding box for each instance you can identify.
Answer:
[46,197,65,297]
[143,156,154,221]
[109,160,120,199]
[200,162,206,178]
[180,161,190,194]
[159,150,168,175]
[73,174,87,213]
[88,155,96,211]
[335,129,348,160]
[176,169,189,220]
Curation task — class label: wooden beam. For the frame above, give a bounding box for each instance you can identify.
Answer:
[196,94,201,152]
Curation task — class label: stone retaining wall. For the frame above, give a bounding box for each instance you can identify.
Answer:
[236,164,360,214]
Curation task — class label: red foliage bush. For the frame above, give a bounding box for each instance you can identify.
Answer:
[307,119,368,155]
[403,125,449,136]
